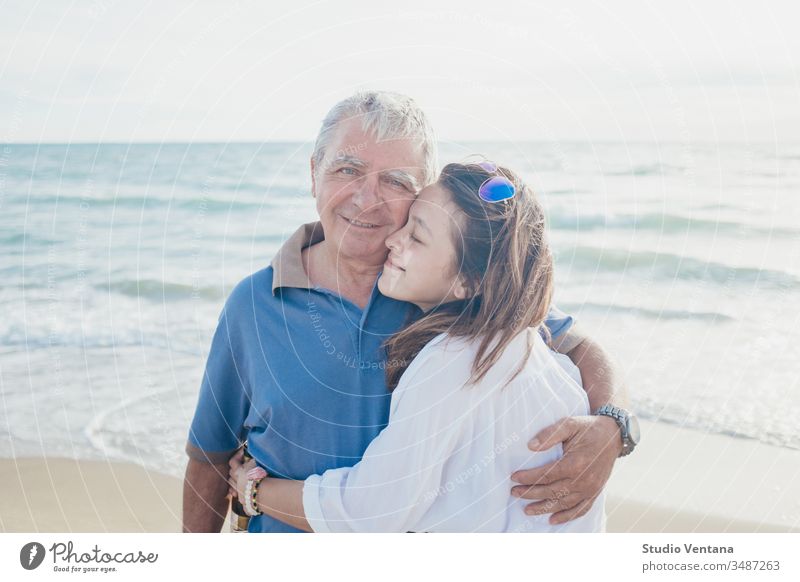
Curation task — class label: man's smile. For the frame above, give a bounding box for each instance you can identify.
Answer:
[339,214,383,229]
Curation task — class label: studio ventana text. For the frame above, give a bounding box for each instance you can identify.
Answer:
[642,543,734,554]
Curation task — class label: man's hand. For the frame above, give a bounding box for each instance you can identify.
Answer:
[510,415,621,525]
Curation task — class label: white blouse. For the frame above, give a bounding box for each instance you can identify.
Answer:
[302,328,607,532]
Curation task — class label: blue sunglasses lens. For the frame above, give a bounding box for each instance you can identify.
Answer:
[478,176,516,202]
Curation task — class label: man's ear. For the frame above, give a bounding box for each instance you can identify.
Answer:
[310,157,317,198]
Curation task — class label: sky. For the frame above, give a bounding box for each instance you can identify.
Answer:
[1,0,799,143]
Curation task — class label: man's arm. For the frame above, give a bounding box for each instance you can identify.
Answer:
[511,330,628,525]
[182,279,253,532]
[183,458,231,533]
[563,333,629,413]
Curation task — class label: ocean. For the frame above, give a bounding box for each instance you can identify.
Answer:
[1,141,798,478]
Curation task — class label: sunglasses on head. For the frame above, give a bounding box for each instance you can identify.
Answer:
[474,161,516,203]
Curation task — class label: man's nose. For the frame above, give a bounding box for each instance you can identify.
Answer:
[351,174,381,210]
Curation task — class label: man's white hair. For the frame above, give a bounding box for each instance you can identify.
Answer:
[312,91,438,186]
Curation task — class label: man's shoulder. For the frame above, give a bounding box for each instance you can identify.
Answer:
[222,266,275,313]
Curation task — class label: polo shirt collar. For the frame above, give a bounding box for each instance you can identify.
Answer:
[270,221,326,294]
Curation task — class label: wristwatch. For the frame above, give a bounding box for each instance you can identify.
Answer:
[594,404,641,457]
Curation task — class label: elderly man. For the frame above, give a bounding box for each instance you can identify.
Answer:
[183,91,637,533]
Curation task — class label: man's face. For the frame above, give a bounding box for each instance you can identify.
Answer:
[311,118,427,267]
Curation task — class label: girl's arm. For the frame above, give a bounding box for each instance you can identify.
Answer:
[255,478,311,532]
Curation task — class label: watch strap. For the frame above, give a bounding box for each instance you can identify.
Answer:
[595,404,635,457]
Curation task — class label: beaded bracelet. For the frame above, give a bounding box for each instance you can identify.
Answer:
[243,467,268,517]
[243,480,258,517]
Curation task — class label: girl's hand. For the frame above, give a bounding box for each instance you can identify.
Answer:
[227,448,257,500]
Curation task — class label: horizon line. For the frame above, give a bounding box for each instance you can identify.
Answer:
[4,139,793,146]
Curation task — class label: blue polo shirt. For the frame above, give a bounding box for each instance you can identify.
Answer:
[186,221,580,532]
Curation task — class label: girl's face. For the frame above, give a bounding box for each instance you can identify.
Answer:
[378,183,469,311]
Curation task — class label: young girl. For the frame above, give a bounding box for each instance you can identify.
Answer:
[229,162,606,532]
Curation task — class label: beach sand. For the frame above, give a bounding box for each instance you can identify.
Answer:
[605,420,800,533]
[0,458,182,533]
[1,420,798,533]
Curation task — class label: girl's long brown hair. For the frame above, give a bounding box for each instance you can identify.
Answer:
[385,162,554,391]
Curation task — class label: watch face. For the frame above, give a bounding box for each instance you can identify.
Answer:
[626,414,641,445]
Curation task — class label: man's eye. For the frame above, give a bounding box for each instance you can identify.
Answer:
[339,167,357,176]
[384,177,408,190]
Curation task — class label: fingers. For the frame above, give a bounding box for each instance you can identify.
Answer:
[511,478,573,501]
[228,465,243,494]
[228,450,249,487]
[528,417,578,451]
[228,448,244,470]
[523,491,584,518]
[548,494,599,525]
[511,459,569,486]
[226,450,260,501]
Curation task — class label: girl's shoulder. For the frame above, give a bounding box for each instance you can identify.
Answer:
[401,330,535,389]
[395,333,478,394]
[414,329,574,388]
[386,334,475,422]
[413,332,481,366]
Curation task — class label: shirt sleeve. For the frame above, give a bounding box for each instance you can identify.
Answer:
[185,283,251,464]
[542,304,586,354]
[541,304,573,340]
[302,345,470,533]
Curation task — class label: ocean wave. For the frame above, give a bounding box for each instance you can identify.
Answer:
[1,232,61,246]
[100,279,225,301]
[84,386,188,474]
[560,301,735,323]
[18,336,147,350]
[606,163,685,176]
[547,210,797,237]
[0,329,199,354]
[636,402,800,452]
[8,187,308,212]
[547,189,585,196]
[557,246,799,289]
[694,203,747,212]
